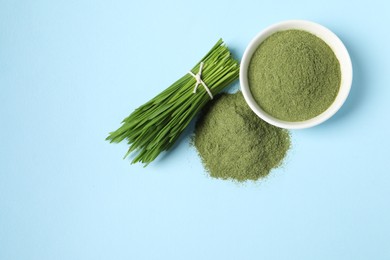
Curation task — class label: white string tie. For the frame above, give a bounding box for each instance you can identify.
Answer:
[188,62,213,99]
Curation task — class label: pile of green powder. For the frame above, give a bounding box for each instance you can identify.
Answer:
[248,30,341,121]
[194,92,290,182]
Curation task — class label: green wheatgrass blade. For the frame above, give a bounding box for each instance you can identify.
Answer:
[106,39,239,165]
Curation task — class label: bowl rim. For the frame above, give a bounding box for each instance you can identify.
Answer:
[240,20,353,129]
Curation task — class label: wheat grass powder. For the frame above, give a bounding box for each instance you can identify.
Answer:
[248,29,341,121]
[194,92,290,182]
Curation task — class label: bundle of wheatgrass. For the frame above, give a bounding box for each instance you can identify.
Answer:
[106,39,239,165]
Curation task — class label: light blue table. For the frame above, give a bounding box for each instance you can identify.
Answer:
[1,0,389,259]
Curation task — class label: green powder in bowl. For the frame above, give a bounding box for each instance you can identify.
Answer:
[240,20,353,129]
[248,30,341,122]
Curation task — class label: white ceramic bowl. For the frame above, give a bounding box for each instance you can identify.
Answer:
[240,20,353,129]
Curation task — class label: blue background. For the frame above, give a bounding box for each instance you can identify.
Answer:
[1,0,389,259]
